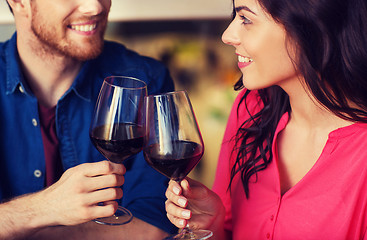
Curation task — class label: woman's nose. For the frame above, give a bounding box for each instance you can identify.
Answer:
[222,20,241,46]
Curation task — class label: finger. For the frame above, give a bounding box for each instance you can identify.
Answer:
[90,201,118,219]
[103,200,118,206]
[81,161,126,177]
[168,180,182,196]
[86,187,123,205]
[166,180,187,208]
[165,199,191,220]
[181,178,209,200]
[181,179,190,194]
[181,178,189,188]
[167,213,187,228]
[166,188,187,208]
[84,174,125,192]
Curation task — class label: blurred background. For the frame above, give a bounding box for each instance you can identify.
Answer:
[0,0,241,188]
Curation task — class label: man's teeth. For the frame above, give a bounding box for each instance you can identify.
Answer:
[238,55,253,63]
[70,24,96,32]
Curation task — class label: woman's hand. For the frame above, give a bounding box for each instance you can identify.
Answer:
[165,177,225,231]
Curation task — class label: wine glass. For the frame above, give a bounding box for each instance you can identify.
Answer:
[89,76,147,225]
[143,91,213,240]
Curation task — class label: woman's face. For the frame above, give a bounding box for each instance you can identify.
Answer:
[222,0,299,90]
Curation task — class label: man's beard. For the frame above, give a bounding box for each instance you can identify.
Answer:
[30,5,107,61]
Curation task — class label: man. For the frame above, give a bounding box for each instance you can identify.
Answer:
[0,0,176,239]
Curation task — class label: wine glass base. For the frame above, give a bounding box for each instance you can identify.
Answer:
[164,230,213,240]
[93,206,133,225]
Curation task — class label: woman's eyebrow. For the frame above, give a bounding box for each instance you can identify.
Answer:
[235,5,257,15]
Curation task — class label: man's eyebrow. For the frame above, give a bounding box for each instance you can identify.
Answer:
[235,6,257,15]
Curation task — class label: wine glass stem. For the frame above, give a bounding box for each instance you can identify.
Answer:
[180,225,196,239]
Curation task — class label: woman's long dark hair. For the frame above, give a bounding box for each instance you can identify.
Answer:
[230,0,367,198]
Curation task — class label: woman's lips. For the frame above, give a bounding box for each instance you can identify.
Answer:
[237,54,253,69]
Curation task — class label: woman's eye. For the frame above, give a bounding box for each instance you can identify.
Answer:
[239,15,252,25]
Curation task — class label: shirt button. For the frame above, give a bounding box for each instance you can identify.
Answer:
[19,85,25,93]
[266,233,271,239]
[34,169,42,178]
[270,215,274,221]
[32,118,38,127]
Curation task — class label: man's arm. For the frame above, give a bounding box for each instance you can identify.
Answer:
[28,217,170,240]
[0,191,47,239]
[0,161,125,239]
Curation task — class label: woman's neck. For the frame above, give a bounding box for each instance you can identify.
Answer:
[281,80,353,133]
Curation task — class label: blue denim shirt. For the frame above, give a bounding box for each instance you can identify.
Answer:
[0,33,176,233]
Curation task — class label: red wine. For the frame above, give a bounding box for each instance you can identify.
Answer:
[90,123,144,163]
[143,141,203,181]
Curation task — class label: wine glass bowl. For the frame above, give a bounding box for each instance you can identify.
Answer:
[89,76,147,225]
[143,140,203,182]
[143,91,204,182]
[143,91,213,239]
[90,123,144,164]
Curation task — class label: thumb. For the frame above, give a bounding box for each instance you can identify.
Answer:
[181,177,208,200]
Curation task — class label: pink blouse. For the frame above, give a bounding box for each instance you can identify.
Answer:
[213,89,367,240]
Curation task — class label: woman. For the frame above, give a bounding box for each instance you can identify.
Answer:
[165,0,367,239]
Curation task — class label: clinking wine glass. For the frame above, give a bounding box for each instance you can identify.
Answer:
[143,91,213,240]
[89,76,147,225]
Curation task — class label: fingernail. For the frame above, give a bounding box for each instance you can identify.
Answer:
[178,198,187,207]
[182,210,191,218]
[179,219,185,227]
[173,186,180,195]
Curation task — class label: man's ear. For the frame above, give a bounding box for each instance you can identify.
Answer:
[7,0,30,17]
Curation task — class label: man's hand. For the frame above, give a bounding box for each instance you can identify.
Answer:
[39,160,126,226]
[0,161,126,239]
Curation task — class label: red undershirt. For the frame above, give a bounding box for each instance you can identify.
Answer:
[38,104,63,187]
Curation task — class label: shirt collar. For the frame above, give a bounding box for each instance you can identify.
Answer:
[5,32,25,95]
[63,61,93,102]
[272,112,289,154]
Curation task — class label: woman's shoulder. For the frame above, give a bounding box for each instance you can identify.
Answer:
[231,88,263,121]
[222,89,263,141]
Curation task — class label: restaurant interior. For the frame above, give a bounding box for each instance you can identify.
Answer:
[0,0,241,188]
